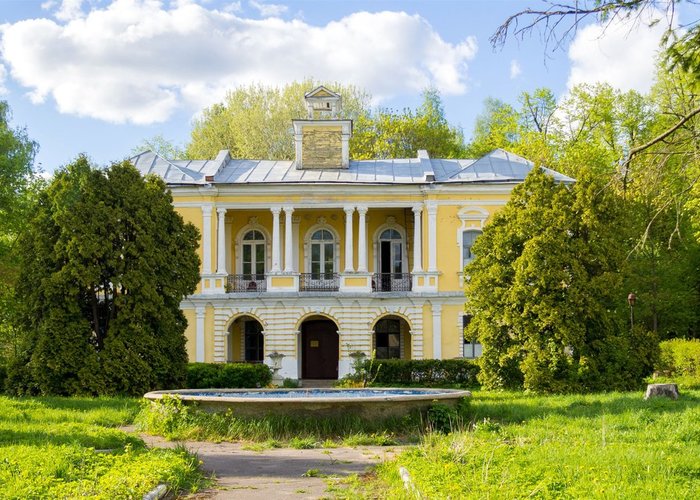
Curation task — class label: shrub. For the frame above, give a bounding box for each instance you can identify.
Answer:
[355,359,480,387]
[186,363,271,389]
[657,339,700,377]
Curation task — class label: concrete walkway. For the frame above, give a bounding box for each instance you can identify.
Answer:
[136,432,402,499]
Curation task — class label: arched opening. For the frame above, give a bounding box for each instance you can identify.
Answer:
[373,315,411,360]
[300,315,339,379]
[227,315,265,363]
[375,227,410,291]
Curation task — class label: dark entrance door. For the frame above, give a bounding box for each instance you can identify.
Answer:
[301,319,339,379]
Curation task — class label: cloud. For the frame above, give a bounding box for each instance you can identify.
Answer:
[567,9,668,92]
[0,1,477,124]
[249,0,287,17]
[509,59,521,79]
[42,0,86,21]
[0,64,7,95]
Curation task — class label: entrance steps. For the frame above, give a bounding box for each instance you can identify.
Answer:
[299,379,337,388]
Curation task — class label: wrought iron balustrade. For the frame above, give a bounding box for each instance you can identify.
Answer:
[299,273,340,292]
[226,274,267,293]
[373,273,412,292]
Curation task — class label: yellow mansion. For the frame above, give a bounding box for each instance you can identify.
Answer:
[132,87,572,380]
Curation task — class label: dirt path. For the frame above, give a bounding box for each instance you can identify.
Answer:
[133,431,403,499]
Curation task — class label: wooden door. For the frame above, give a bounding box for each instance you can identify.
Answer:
[301,320,339,379]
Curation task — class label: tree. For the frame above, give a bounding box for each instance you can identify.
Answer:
[11,157,200,395]
[131,134,186,159]
[352,89,466,159]
[187,79,371,160]
[0,101,39,369]
[465,167,657,392]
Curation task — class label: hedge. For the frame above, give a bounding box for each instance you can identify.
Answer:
[186,363,272,389]
[359,358,480,387]
[657,339,700,377]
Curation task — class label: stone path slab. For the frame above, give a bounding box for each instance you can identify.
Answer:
[135,432,402,499]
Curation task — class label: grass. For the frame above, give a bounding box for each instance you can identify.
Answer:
[136,395,419,446]
[0,396,206,498]
[353,389,700,498]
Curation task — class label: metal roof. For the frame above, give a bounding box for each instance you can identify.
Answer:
[130,148,575,186]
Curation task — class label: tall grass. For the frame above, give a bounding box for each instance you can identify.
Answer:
[0,396,205,498]
[359,390,700,498]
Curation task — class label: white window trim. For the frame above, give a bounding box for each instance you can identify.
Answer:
[303,223,341,273]
[235,223,272,275]
[372,222,409,274]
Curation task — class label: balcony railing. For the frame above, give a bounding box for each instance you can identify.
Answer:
[226,274,267,293]
[299,273,340,292]
[373,273,412,292]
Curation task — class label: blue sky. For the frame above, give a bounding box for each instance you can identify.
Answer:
[0,0,693,172]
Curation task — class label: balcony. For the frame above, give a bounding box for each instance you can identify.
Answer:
[226,274,267,293]
[373,273,412,292]
[299,273,340,292]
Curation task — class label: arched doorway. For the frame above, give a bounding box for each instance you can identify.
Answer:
[301,316,339,379]
[228,315,265,363]
[373,315,411,360]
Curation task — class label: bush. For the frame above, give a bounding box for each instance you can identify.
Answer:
[657,339,700,377]
[186,363,272,389]
[355,359,480,388]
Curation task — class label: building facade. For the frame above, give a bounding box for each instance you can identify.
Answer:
[132,87,573,380]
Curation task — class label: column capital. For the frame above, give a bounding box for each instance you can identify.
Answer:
[202,204,213,215]
[270,206,282,215]
[282,205,294,214]
[412,204,423,214]
[426,203,438,215]
[343,205,356,215]
[357,205,369,215]
[216,207,227,216]
[195,305,205,316]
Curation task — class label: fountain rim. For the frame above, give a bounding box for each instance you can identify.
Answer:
[143,387,471,404]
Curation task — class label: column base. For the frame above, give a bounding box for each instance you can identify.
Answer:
[412,272,439,292]
[339,273,372,293]
[267,273,299,292]
[201,273,226,294]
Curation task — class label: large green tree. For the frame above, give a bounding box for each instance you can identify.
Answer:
[0,101,39,369]
[11,157,200,396]
[465,168,658,392]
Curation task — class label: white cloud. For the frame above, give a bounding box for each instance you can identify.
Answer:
[0,1,477,124]
[509,59,521,79]
[567,9,668,92]
[249,0,287,17]
[42,0,87,22]
[0,64,7,95]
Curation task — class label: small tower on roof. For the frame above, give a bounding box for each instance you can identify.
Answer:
[293,86,352,169]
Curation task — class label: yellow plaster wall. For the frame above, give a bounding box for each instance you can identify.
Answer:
[183,309,196,363]
[205,305,215,362]
[441,304,464,359]
[436,205,461,292]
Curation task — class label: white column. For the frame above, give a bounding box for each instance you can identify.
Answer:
[357,206,368,272]
[412,205,423,273]
[432,303,442,359]
[216,208,227,274]
[195,306,205,362]
[271,207,282,272]
[283,206,294,273]
[201,205,213,274]
[344,206,355,272]
[427,203,438,272]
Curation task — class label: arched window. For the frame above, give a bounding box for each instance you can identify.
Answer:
[462,230,482,267]
[310,229,335,278]
[242,230,266,279]
[375,318,401,359]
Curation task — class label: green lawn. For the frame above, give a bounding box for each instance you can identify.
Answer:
[358,389,700,499]
[0,396,205,499]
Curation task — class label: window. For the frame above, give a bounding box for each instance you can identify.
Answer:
[462,230,482,267]
[311,229,334,278]
[242,230,265,279]
[462,314,482,358]
[375,318,401,359]
[244,321,264,362]
[379,229,403,274]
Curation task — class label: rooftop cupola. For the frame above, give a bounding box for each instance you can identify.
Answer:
[293,86,352,169]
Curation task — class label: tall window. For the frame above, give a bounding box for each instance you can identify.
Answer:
[379,229,403,275]
[375,319,401,359]
[242,230,265,279]
[311,229,334,278]
[462,230,482,267]
[244,321,264,362]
